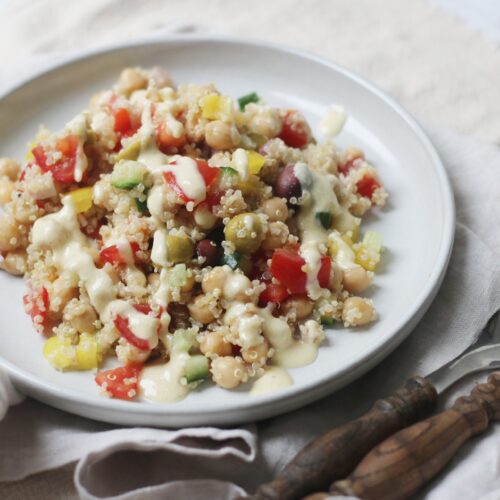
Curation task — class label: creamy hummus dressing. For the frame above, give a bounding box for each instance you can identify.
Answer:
[31,197,160,349]
[250,367,293,396]
[293,162,358,296]
[139,351,191,403]
[319,104,347,138]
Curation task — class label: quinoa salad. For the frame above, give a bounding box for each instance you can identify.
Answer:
[0,66,387,402]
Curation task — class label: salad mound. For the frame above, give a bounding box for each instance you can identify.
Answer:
[0,66,387,402]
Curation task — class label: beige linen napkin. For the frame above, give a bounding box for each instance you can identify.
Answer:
[1,125,500,500]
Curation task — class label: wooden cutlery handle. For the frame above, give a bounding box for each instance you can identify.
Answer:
[329,372,500,500]
[249,377,437,500]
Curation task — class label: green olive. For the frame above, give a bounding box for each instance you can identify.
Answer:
[166,234,195,263]
[224,212,264,254]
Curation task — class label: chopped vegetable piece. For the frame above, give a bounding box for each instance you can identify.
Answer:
[23,286,49,334]
[32,135,81,183]
[156,121,187,152]
[172,329,198,354]
[75,332,99,370]
[68,187,93,213]
[356,175,381,199]
[95,364,142,400]
[184,355,209,383]
[258,282,290,306]
[200,94,233,120]
[355,231,382,271]
[115,139,141,161]
[316,211,333,229]
[111,160,147,190]
[238,92,259,110]
[321,316,335,326]
[270,248,330,294]
[114,315,150,351]
[113,108,138,137]
[220,166,238,177]
[278,111,309,148]
[135,197,149,214]
[247,151,265,175]
[43,337,74,370]
[99,241,140,266]
[195,159,219,188]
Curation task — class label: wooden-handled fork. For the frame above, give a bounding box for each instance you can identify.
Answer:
[249,313,500,500]
[326,371,500,499]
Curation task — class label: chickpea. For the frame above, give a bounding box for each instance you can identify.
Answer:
[224,212,264,253]
[165,234,195,264]
[281,296,314,320]
[261,221,289,251]
[199,332,232,357]
[205,120,240,150]
[241,340,269,365]
[261,197,288,222]
[0,213,20,252]
[342,297,376,327]
[211,356,247,389]
[249,111,282,138]
[0,250,27,275]
[0,177,14,204]
[329,263,344,292]
[202,267,228,294]
[343,266,373,294]
[0,158,20,181]
[116,68,148,97]
[188,294,216,324]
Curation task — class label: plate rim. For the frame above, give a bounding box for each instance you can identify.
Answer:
[0,34,455,422]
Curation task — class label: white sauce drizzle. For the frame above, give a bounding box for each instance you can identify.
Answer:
[139,352,190,403]
[31,197,160,348]
[250,367,293,396]
[65,112,89,182]
[151,229,168,267]
[294,163,359,297]
[319,104,347,138]
[272,342,318,369]
[232,148,249,180]
[164,156,206,203]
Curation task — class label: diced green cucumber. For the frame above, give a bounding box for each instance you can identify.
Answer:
[111,160,147,190]
[221,252,251,274]
[316,211,333,229]
[184,355,209,383]
[171,329,198,354]
[238,92,260,111]
[220,166,238,177]
[321,316,335,326]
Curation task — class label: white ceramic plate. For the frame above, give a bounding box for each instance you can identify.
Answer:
[0,37,454,427]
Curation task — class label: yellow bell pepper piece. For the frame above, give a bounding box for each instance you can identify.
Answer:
[43,337,75,370]
[76,332,99,370]
[200,94,233,120]
[247,151,265,175]
[69,187,93,213]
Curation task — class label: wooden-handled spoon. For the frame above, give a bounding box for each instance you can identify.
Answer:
[249,313,500,500]
[328,371,500,500]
